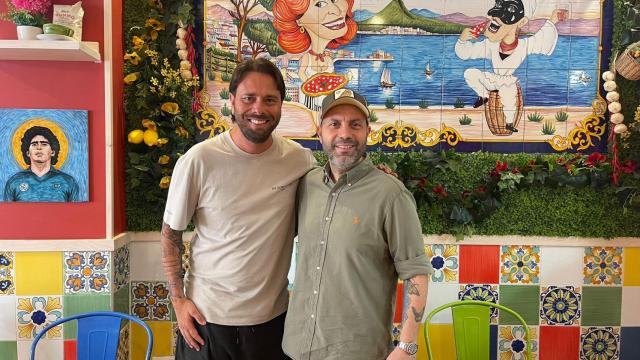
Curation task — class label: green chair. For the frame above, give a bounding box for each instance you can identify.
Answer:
[423,300,530,360]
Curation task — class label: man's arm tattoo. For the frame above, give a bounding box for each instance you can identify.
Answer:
[161,222,185,298]
[406,279,420,296]
[411,305,425,323]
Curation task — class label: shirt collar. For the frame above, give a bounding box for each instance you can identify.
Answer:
[323,154,374,187]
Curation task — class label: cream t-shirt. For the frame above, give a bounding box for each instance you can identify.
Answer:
[163,131,315,325]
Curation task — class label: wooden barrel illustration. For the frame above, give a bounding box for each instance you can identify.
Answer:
[484,84,524,136]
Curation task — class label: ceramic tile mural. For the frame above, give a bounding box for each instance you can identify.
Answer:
[583,247,623,286]
[498,325,538,360]
[425,244,458,282]
[458,284,499,323]
[131,281,171,321]
[16,296,63,339]
[501,246,540,284]
[113,244,130,292]
[197,0,611,153]
[580,326,620,360]
[63,251,111,294]
[540,286,582,326]
[0,252,15,295]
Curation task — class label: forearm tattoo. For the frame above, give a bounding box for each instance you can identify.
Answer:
[411,305,425,323]
[161,222,185,298]
[406,279,420,296]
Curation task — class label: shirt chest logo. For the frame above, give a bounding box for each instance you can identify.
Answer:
[353,216,360,225]
[19,183,29,192]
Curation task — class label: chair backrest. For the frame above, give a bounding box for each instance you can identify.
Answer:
[423,300,530,360]
[30,311,153,360]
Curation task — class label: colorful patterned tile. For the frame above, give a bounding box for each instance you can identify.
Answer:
[113,244,130,292]
[63,251,110,294]
[18,339,63,360]
[0,341,18,360]
[622,287,640,326]
[498,325,538,360]
[540,286,581,326]
[425,283,460,324]
[183,241,191,277]
[500,246,540,284]
[620,327,640,360]
[131,281,171,321]
[64,340,77,360]
[499,285,540,326]
[459,245,500,284]
[116,322,130,360]
[540,247,584,286]
[581,287,622,326]
[458,284,499,324]
[583,247,623,286]
[0,252,15,295]
[580,326,620,360]
[16,296,63,339]
[62,295,111,340]
[114,284,130,315]
[130,242,165,281]
[131,321,172,359]
[0,296,17,341]
[391,323,401,346]
[623,248,640,286]
[425,244,458,283]
[15,252,63,296]
[539,326,580,360]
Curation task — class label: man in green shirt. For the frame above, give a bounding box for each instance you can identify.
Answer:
[283,89,433,359]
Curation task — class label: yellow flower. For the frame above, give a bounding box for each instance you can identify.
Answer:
[127,129,144,144]
[145,18,165,31]
[143,130,159,146]
[124,52,142,65]
[141,119,157,131]
[158,155,170,165]
[175,126,189,138]
[148,0,163,8]
[159,176,171,189]
[161,102,180,115]
[156,138,169,146]
[150,77,159,86]
[132,36,145,50]
[123,72,140,85]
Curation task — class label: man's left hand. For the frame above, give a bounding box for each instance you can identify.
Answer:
[386,347,415,360]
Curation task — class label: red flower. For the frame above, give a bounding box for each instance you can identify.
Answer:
[620,160,637,174]
[432,184,448,198]
[477,185,487,193]
[491,160,509,177]
[417,178,427,189]
[556,157,566,165]
[585,152,606,168]
[511,167,520,174]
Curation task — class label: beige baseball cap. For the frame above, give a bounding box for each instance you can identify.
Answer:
[320,89,370,121]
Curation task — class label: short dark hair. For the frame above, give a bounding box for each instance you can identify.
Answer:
[21,126,60,165]
[229,58,286,100]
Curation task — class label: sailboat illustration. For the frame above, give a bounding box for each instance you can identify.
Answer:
[425,61,434,77]
[380,67,395,88]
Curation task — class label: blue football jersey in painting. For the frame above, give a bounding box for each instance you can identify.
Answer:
[3,168,80,202]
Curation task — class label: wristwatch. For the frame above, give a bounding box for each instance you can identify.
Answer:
[397,341,418,357]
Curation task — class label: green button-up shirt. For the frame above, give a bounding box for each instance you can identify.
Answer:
[282,158,432,360]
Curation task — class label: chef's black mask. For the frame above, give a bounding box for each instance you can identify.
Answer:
[487,0,525,25]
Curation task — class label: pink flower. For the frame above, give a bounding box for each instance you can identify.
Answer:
[11,0,51,14]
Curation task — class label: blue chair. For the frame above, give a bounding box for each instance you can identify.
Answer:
[30,311,153,360]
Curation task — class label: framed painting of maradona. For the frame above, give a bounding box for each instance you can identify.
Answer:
[0,109,89,202]
[195,0,612,153]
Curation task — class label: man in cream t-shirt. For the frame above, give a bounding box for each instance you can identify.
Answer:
[161,58,315,360]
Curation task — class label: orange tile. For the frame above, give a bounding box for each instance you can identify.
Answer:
[131,321,172,359]
[459,245,500,284]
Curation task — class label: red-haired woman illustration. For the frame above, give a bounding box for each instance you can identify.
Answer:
[273,0,357,111]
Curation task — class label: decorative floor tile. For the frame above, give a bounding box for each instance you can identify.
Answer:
[0,341,18,360]
[540,247,583,286]
[18,339,63,360]
[62,295,111,340]
[498,325,538,360]
[621,287,640,326]
[623,248,640,286]
[459,245,500,284]
[499,285,540,326]
[130,242,165,282]
[113,244,130,292]
[116,323,130,360]
[0,296,17,341]
[426,283,460,324]
[620,327,640,360]
[425,244,458,283]
[583,247,623,286]
[581,287,622,326]
[539,326,580,360]
[540,286,581,326]
[500,246,540,284]
[131,281,171,321]
[580,326,620,360]
[0,252,15,295]
[458,284,499,323]
[16,296,63,339]
[15,252,63,296]
[63,251,110,294]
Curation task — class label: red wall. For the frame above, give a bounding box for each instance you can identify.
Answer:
[0,1,108,239]
[112,0,127,235]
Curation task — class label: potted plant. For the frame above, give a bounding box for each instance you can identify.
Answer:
[0,0,51,40]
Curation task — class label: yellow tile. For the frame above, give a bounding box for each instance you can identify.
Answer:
[624,247,640,286]
[419,323,456,360]
[131,321,172,359]
[15,252,63,295]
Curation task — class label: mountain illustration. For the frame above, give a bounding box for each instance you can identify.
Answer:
[208,4,234,22]
[353,9,376,21]
[437,12,489,26]
[410,8,441,18]
[358,0,464,34]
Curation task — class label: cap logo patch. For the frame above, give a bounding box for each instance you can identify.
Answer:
[335,89,354,99]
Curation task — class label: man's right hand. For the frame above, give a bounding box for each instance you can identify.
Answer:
[459,28,474,42]
[172,297,207,351]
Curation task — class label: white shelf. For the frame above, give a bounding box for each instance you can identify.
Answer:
[0,40,101,62]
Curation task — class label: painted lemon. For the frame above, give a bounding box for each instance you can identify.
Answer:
[127,129,144,144]
[143,130,159,146]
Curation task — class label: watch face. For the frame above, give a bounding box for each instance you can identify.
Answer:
[406,343,418,355]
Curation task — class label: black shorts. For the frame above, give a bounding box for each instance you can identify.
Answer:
[175,312,290,360]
